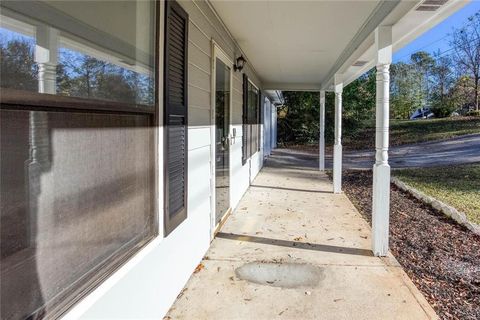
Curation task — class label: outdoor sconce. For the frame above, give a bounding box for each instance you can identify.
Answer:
[234,55,246,72]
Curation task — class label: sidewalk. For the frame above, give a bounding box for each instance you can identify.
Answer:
[166,150,437,320]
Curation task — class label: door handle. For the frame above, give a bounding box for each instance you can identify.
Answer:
[223,137,230,148]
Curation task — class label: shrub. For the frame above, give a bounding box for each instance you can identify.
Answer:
[466,110,480,117]
[430,96,458,118]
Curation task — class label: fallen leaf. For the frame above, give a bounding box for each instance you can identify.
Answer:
[176,288,188,299]
[194,263,204,273]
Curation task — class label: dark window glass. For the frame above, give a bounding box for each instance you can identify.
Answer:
[246,81,259,158]
[0,1,157,318]
[242,78,260,162]
[241,74,248,165]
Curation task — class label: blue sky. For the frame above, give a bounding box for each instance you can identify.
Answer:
[393,1,480,63]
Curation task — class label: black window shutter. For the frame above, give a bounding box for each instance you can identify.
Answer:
[164,0,188,235]
[242,73,248,165]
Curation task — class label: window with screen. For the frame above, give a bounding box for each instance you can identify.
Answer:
[0,1,157,318]
[242,74,260,164]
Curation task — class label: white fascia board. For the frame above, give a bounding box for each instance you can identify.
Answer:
[320,0,401,90]
[0,11,35,37]
[327,0,469,89]
[263,83,321,92]
[263,90,284,105]
[391,0,469,56]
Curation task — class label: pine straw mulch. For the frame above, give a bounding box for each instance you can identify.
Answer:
[341,170,480,320]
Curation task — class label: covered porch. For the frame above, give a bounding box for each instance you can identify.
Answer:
[211,0,468,257]
[166,149,436,319]
[0,0,469,318]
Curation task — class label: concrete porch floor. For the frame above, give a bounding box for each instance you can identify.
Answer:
[166,150,437,320]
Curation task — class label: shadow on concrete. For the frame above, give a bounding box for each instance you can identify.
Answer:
[216,232,373,257]
[265,149,318,169]
[251,184,333,194]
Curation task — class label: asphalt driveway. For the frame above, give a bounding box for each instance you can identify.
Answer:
[326,134,480,169]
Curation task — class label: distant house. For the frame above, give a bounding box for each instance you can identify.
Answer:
[410,107,434,119]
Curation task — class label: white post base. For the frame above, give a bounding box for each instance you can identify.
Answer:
[333,143,342,193]
[319,142,325,171]
[319,90,325,171]
[372,163,390,256]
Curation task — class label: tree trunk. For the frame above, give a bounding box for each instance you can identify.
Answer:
[475,75,479,111]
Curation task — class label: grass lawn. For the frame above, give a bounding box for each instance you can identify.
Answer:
[393,163,480,225]
[344,116,480,150]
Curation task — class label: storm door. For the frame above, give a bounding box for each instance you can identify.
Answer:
[214,57,231,225]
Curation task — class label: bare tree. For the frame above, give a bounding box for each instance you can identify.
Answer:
[0,39,37,91]
[431,52,454,102]
[450,12,480,111]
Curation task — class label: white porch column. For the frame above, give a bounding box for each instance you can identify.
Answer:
[372,26,392,257]
[319,90,325,171]
[35,25,58,94]
[333,74,343,193]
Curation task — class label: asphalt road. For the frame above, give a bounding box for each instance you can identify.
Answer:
[326,134,480,170]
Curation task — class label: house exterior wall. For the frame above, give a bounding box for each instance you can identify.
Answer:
[64,1,265,319]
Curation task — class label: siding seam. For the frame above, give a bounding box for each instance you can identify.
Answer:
[203,0,262,87]
[188,126,211,130]
[190,104,211,110]
[188,144,211,152]
[189,19,211,43]
[189,84,210,93]
[189,62,211,76]
[191,0,235,54]
[189,38,211,58]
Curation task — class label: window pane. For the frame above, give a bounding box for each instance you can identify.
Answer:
[0,109,155,319]
[0,1,156,318]
[0,0,154,106]
[247,83,259,155]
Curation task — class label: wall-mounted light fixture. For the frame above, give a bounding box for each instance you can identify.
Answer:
[233,55,246,72]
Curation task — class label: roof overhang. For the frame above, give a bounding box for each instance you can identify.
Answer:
[325,0,469,90]
[209,0,469,91]
[264,90,285,106]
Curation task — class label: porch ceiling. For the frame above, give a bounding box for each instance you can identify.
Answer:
[209,0,387,89]
[210,0,468,91]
